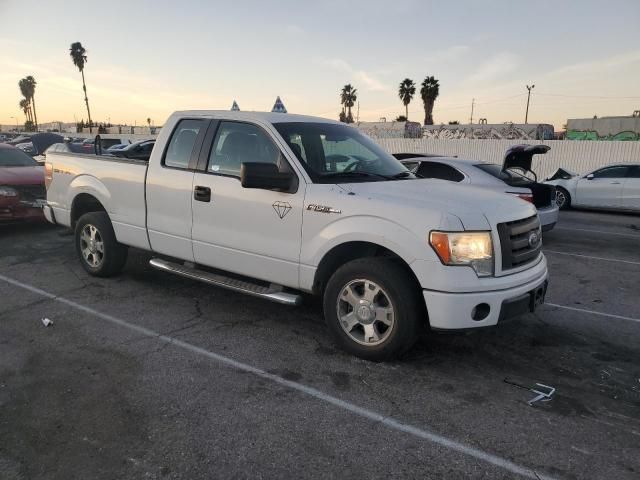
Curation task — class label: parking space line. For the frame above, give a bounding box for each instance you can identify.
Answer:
[554,226,640,239]
[545,303,640,324]
[544,250,640,266]
[0,273,554,480]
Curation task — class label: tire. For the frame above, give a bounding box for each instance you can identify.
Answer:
[323,258,422,361]
[555,187,571,210]
[75,212,128,277]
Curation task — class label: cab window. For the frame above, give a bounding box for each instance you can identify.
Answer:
[592,166,629,179]
[207,121,288,177]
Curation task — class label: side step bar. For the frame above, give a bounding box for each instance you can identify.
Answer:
[149,258,302,306]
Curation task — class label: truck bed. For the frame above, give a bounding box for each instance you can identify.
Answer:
[45,151,150,250]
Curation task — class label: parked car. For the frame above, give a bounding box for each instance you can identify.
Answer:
[545,163,640,211]
[395,145,559,231]
[0,144,46,222]
[109,139,155,161]
[43,111,548,360]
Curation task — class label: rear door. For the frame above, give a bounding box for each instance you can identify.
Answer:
[622,166,640,210]
[146,118,207,261]
[575,166,629,208]
[190,120,305,288]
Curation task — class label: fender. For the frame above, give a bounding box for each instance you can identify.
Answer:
[67,174,112,216]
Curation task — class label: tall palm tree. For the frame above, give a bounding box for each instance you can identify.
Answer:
[69,42,93,133]
[420,76,440,125]
[23,76,38,131]
[398,78,416,121]
[340,84,357,123]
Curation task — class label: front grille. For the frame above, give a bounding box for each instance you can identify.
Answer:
[497,215,542,271]
[16,184,46,203]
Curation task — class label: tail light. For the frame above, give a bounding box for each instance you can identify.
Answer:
[510,192,533,203]
[44,162,53,190]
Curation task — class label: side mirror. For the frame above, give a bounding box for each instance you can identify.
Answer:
[586,173,594,180]
[240,162,293,191]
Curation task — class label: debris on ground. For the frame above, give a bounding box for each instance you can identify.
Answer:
[41,317,54,327]
[504,378,556,406]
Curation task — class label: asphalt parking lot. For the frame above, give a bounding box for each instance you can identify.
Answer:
[1,209,639,480]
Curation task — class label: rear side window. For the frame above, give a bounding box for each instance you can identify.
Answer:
[628,166,640,178]
[416,161,464,182]
[164,119,204,169]
[592,166,629,179]
[207,121,284,177]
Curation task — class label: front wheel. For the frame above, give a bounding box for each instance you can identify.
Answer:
[323,258,423,361]
[75,212,128,277]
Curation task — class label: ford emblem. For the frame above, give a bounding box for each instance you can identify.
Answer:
[528,231,540,248]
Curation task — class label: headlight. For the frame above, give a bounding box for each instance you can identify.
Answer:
[429,231,494,277]
[0,186,18,197]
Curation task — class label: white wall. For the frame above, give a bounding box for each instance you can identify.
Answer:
[374,139,640,178]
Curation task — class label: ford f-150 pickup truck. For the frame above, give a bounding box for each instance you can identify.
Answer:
[43,111,548,360]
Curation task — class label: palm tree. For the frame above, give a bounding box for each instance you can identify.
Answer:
[19,98,31,123]
[420,76,440,125]
[22,76,38,131]
[18,78,33,123]
[147,117,151,127]
[340,84,357,123]
[398,78,416,121]
[69,42,93,133]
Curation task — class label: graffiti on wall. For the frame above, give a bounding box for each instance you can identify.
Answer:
[566,130,639,141]
[421,123,554,140]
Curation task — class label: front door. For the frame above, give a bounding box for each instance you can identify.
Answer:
[191,120,305,288]
[622,166,640,210]
[575,165,629,208]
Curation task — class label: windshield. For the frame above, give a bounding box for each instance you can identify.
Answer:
[0,148,38,167]
[274,122,412,183]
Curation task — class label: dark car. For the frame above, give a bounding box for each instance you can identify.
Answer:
[0,144,46,222]
[110,139,155,161]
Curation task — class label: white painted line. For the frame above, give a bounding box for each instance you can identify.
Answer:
[0,273,554,480]
[544,249,640,266]
[545,303,640,324]
[555,226,640,239]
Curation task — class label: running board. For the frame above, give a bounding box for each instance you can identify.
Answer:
[149,258,302,306]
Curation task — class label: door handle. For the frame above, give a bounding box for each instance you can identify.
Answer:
[610,182,621,185]
[194,185,211,202]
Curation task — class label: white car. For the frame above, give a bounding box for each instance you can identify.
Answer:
[544,164,640,212]
[396,145,559,231]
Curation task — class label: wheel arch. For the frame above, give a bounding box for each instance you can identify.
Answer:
[71,193,108,228]
[312,240,424,302]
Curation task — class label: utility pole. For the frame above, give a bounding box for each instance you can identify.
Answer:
[525,84,535,124]
[356,102,360,123]
[470,98,475,124]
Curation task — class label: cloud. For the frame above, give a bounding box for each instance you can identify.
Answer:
[463,52,520,85]
[319,57,391,92]
[284,24,304,36]
[424,45,470,64]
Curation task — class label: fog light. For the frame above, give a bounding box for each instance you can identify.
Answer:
[472,303,490,321]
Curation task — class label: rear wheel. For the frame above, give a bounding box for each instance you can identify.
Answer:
[555,187,571,210]
[75,212,128,277]
[323,258,422,361]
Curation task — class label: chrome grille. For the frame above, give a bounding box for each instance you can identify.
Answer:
[497,215,542,271]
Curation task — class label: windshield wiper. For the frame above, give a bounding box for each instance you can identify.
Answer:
[391,171,415,179]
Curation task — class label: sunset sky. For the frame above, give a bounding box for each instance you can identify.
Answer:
[1,0,639,129]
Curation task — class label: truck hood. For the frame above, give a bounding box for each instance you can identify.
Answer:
[0,166,45,186]
[341,179,537,230]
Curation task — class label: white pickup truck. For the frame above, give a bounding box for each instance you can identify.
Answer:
[43,111,548,360]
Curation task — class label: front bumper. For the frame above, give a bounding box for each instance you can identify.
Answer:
[0,198,45,222]
[423,269,548,330]
[537,204,559,230]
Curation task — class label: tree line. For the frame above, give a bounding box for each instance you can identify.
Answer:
[339,76,440,125]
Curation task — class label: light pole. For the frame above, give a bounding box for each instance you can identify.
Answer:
[525,84,535,124]
[470,98,475,124]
